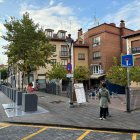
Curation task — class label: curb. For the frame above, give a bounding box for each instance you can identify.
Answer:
[3,121,140,133]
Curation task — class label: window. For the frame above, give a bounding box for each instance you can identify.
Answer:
[93,65,101,74]
[50,59,56,64]
[53,45,56,52]
[47,31,52,38]
[132,47,140,54]
[61,45,68,56]
[58,32,65,39]
[61,59,68,68]
[93,36,100,46]
[93,52,101,59]
[78,53,85,60]
[131,40,140,47]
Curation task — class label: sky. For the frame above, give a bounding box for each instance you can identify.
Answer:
[0,0,140,64]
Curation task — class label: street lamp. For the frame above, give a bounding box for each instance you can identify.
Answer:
[66,34,74,107]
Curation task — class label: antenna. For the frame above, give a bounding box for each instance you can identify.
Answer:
[69,20,71,34]
[60,17,63,30]
[93,10,99,27]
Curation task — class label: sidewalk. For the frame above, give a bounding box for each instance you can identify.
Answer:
[0,90,140,132]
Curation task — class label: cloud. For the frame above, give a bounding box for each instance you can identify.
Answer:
[49,0,54,6]
[20,2,81,39]
[103,0,140,30]
[0,0,4,3]
[0,22,8,64]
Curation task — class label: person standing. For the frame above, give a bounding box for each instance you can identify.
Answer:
[26,82,34,93]
[98,83,111,120]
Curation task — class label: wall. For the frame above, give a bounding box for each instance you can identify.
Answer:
[74,46,89,68]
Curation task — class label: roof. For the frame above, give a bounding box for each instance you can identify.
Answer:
[88,22,134,32]
[122,30,140,39]
[45,29,54,31]
[74,43,89,48]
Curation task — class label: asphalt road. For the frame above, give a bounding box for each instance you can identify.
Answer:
[0,122,139,140]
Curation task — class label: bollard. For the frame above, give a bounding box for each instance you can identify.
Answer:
[16,91,23,105]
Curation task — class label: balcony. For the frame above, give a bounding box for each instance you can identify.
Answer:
[90,70,105,79]
[93,56,101,60]
[132,47,140,54]
[59,51,69,58]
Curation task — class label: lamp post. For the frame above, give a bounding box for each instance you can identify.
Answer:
[66,34,74,107]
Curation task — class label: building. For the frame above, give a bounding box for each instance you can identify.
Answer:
[35,29,70,89]
[74,28,89,68]
[123,30,140,65]
[11,29,71,90]
[79,20,134,87]
[123,30,140,87]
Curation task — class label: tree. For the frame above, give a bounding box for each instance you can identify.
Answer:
[73,66,90,101]
[74,66,90,82]
[46,63,67,95]
[106,57,140,87]
[0,68,8,80]
[2,12,55,89]
[47,63,67,80]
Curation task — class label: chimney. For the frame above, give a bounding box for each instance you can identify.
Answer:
[78,28,83,38]
[110,23,116,27]
[120,20,125,28]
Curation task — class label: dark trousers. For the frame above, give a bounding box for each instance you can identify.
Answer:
[100,107,107,118]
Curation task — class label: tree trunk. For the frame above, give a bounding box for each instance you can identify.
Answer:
[27,72,30,85]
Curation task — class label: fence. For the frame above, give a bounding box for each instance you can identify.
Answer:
[1,85,38,112]
[130,88,140,110]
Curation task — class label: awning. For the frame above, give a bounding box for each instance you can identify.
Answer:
[90,74,105,79]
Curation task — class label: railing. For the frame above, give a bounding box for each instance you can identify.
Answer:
[59,51,69,57]
[93,69,104,74]
[132,47,140,54]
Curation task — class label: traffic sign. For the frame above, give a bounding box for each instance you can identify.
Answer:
[67,63,72,72]
[66,73,73,78]
[121,54,134,67]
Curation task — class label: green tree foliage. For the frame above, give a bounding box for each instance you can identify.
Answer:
[0,68,8,80]
[74,66,90,82]
[130,66,140,83]
[106,57,140,86]
[106,65,127,86]
[2,12,54,85]
[47,63,67,80]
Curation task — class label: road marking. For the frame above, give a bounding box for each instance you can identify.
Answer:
[21,127,48,140]
[1,122,140,139]
[0,125,11,129]
[77,130,91,140]
[93,130,128,134]
[0,123,11,127]
[132,133,137,140]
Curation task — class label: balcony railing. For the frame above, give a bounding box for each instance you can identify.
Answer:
[93,56,101,60]
[59,51,69,57]
[132,47,140,54]
[93,69,104,74]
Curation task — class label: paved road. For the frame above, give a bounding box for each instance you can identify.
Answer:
[0,122,139,140]
[0,90,140,133]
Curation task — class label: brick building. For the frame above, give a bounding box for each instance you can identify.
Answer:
[74,28,89,68]
[123,30,140,66]
[123,30,140,87]
[79,20,134,87]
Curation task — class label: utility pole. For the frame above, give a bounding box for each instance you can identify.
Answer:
[66,34,74,107]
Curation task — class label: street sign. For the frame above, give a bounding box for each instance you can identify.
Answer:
[121,54,134,67]
[66,73,73,78]
[67,63,72,72]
